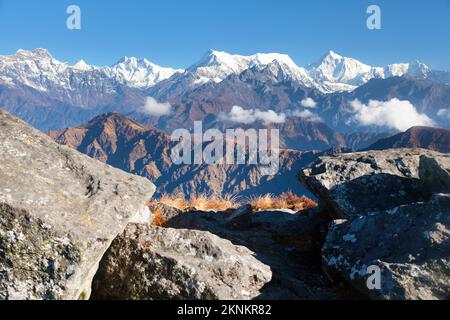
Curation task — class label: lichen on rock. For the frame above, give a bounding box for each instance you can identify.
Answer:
[0,109,156,300]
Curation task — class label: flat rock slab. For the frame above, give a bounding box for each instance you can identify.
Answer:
[322,194,450,300]
[92,224,272,300]
[299,149,450,219]
[0,109,155,300]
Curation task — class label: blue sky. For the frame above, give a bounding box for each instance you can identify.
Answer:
[0,0,449,69]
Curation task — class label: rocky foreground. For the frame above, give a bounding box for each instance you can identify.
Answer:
[0,109,449,300]
[0,109,155,299]
[301,149,450,299]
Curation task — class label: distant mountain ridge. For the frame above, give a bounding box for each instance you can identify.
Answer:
[367,126,450,153]
[0,48,182,93]
[140,66,450,135]
[1,48,445,96]
[48,112,323,197]
[1,48,449,133]
[48,113,449,200]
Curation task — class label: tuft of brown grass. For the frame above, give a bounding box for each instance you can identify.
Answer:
[301,197,318,210]
[150,193,241,212]
[152,212,166,227]
[196,193,240,212]
[151,206,166,226]
[250,192,317,212]
[250,194,277,211]
[148,192,317,213]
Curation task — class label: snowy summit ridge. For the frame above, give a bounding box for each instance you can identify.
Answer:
[0,48,434,94]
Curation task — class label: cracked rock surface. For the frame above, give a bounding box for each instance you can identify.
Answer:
[91,224,272,300]
[322,194,450,300]
[300,148,450,300]
[0,109,156,300]
[300,149,450,219]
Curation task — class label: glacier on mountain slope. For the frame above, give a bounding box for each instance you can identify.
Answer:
[0,48,439,96]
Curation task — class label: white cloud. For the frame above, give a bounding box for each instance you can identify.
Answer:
[223,106,255,124]
[219,105,286,125]
[301,97,317,108]
[349,99,435,131]
[141,97,172,116]
[437,108,450,120]
[254,109,286,124]
[291,109,323,122]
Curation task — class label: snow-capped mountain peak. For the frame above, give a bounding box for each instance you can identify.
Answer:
[0,49,71,92]
[1,49,63,69]
[188,49,303,83]
[321,50,343,61]
[193,50,244,67]
[0,49,183,99]
[408,60,430,77]
[14,48,54,60]
[112,56,151,68]
[383,60,430,78]
[73,60,92,71]
[0,47,438,100]
[188,50,252,81]
[303,50,432,92]
[108,56,183,88]
[249,52,298,69]
[307,50,373,85]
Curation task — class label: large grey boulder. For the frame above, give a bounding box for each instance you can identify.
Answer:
[322,194,450,300]
[299,148,450,300]
[154,206,337,299]
[299,149,450,219]
[0,109,156,300]
[91,224,272,300]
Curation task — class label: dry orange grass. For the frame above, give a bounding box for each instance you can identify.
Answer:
[301,197,318,210]
[250,192,317,212]
[148,192,317,213]
[151,193,241,212]
[151,206,166,227]
[249,194,276,211]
